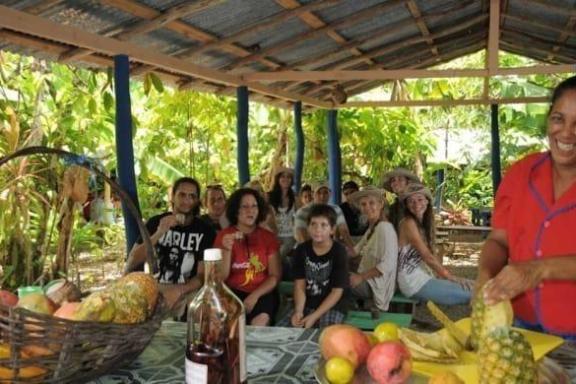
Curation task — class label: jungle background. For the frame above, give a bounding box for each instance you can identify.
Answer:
[0,49,567,291]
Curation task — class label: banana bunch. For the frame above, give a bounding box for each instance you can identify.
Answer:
[399,327,463,363]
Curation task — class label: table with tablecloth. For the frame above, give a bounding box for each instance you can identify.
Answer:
[89,320,576,383]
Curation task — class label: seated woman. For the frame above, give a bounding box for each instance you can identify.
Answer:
[348,186,398,312]
[215,188,281,326]
[397,183,472,305]
[267,167,297,261]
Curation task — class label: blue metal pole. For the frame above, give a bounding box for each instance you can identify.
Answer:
[326,109,342,205]
[237,86,250,186]
[490,103,502,195]
[113,55,140,255]
[293,101,304,193]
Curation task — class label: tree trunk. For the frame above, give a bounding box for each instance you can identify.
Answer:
[54,197,74,278]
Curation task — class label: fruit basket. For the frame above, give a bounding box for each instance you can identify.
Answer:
[0,146,166,383]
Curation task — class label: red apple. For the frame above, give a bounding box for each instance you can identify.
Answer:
[53,302,80,320]
[367,341,412,384]
[0,290,19,307]
[319,324,371,368]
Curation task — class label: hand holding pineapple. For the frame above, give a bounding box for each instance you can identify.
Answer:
[483,263,545,305]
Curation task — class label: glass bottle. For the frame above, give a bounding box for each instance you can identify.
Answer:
[185,248,247,384]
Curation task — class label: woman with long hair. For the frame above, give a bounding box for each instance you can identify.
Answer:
[348,186,398,311]
[215,188,281,326]
[268,167,297,260]
[397,183,472,305]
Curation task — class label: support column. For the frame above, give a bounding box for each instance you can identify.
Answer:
[490,103,502,196]
[237,86,250,186]
[326,109,342,205]
[114,55,140,255]
[293,101,304,192]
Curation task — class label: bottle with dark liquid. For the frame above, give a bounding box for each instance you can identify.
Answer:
[185,248,246,384]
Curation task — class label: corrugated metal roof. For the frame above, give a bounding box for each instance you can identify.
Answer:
[0,0,574,108]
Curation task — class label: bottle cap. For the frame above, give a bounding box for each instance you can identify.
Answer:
[204,248,222,261]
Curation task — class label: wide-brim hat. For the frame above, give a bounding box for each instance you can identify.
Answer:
[348,186,386,208]
[400,183,433,202]
[274,166,294,177]
[381,167,420,192]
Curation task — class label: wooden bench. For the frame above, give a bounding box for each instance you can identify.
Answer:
[344,311,412,330]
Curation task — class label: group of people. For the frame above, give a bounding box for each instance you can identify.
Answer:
[126,76,576,341]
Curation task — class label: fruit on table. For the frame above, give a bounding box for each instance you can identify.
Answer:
[373,322,399,343]
[0,343,47,380]
[44,279,81,305]
[478,326,536,384]
[16,293,57,315]
[0,290,18,307]
[74,290,115,322]
[324,356,355,384]
[398,328,461,363]
[112,272,159,314]
[426,301,468,347]
[319,324,371,368]
[366,341,412,384]
[109,283,149,324]
[468,284,513,351]
[428,371,464,384]
[53,301,80,320]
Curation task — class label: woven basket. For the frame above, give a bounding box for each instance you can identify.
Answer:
[0,146,166,383]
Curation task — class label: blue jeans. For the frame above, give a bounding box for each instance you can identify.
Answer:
[412,278,471,305]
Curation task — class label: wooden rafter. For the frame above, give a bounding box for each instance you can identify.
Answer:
[547,16,576,62]
[221,0,405,71]
[524,0,576,16]
[487,0,500,74]
[177,0,341,59]
[342,96,550,109]
[282,2,483,92]
[405,0,439,57]
[503,14,576,38]
[0,5,330,108]
[503,29,576,60]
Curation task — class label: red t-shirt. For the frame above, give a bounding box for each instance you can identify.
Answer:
[493,152,576,338]
[214,226,280,293]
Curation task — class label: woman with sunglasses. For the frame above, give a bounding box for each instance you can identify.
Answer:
[215,188,281,326]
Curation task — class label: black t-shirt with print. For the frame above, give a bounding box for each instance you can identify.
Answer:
[292,240,349,311]
[142,212,216,284]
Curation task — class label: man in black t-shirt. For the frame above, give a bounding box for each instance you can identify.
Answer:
[279,204,349,328]
[127,177,215,310]
[340,180,368,237]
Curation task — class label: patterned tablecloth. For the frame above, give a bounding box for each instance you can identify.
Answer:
[89,321,322,384]
[88,321,576,383]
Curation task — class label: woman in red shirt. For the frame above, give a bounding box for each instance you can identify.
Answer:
[215,188,281,326]
[479,75,576,341]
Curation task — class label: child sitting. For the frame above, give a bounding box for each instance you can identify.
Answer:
[279,204,349,328]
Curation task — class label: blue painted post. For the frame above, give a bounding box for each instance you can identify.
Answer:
[237,86,250,186]
[326,109,342,205]
[490,103,502,195]
[434,168,445,211]
[293,101,304,192]
[113,55,140,255]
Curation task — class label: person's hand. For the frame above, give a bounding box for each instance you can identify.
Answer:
[243,293,259,313]
[159,284,183,310]
[157,214,179,234]
[222,231,242,251]
[483,262,544,305]
[349,273,364,288]
[291,311,304,327]
[301,314,318,329]
[346,245,358,258]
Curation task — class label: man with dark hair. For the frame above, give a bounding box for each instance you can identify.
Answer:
[127,177,216,314]
[340,180,368,237]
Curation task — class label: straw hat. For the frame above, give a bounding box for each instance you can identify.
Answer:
[348,186,386,208]
[274,166,294,177]
[381,167,419,192]
[313,181,331,193]
[400,183,433,202]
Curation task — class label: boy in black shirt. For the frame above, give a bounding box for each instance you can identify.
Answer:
[280,204,349,328]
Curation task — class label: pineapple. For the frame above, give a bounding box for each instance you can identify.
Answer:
[468,284,513,351]
[478,327,537,384]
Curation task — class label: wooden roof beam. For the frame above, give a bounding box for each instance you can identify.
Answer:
[502,29,576,59]
[524,0,576,16]
[0,5,330,108]
[487,0,500,74]
[546,16,576,62]
[341,96,550,109]
[500,41,575,64]
[405,0,439,57]
[503,14,576,38]
[74,0,282,70]
[178,0,341,59]
[222,0,405,71]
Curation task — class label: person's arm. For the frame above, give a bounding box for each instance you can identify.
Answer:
[291,279,307,327]
[126,215,177,271]
[476,228,509,290]
[160,261,204,308]
[401,218,449,278]
[302,288,344,328]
